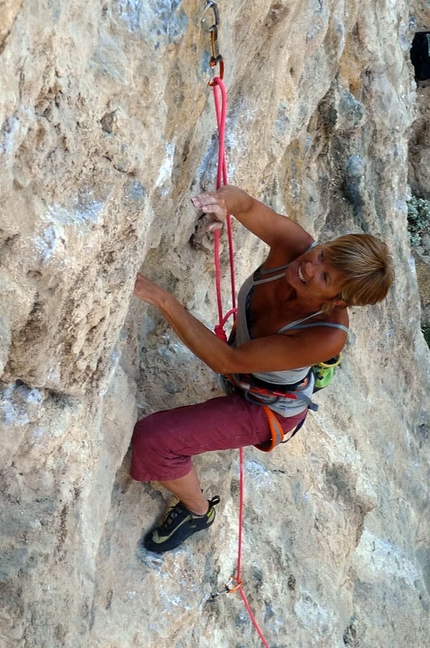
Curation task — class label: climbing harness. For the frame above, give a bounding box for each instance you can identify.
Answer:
[224,369,316,408]
[224,352,342,451]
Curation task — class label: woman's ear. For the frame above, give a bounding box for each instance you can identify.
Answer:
[333,298,348,308]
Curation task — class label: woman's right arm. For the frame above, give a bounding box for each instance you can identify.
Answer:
[191,186,313,252]
[134,274,346,375]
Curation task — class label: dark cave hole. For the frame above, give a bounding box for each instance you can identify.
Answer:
[411,32,430,81]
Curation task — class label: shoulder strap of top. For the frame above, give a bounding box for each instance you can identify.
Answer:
[252,271,286,285]
[283,321,350,334]
[253,241,318,285]
[277,309,324,333]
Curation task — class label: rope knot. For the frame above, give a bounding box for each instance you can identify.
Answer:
[214,325,228,342]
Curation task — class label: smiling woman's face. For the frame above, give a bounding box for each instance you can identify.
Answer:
[286,245,346,301]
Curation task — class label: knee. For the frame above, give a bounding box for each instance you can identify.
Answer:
[132,412,160,446]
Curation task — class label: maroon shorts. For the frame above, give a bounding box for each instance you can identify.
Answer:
[130,394,307,482]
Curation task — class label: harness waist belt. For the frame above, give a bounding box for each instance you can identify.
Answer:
[229,370,311,396]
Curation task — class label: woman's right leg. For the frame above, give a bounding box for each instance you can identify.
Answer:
[130,394,306,553]
[131,393,271,553]
[130,393,275,484]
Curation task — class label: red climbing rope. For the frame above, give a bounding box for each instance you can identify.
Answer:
[210,76,237,341]
[236,448,271,648]
[208,64,272,648]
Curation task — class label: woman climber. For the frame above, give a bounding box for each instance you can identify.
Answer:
[131,185,394,553]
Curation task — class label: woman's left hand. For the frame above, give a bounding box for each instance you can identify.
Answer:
[191,192,227,231]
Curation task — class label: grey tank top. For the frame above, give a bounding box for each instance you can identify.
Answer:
[232,244,349,417]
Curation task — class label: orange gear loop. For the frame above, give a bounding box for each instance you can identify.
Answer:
[202,1,224,81]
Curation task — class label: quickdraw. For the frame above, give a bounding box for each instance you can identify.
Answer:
[208,575,243,601]
[202,1,224,82]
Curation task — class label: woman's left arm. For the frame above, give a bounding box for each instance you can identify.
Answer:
[191,187,313,254]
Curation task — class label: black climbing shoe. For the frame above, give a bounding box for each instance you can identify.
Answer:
[143,496,220,553]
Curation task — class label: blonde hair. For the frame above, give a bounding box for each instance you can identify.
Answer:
[323,234,394,308]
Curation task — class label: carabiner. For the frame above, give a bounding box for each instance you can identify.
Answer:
[208,575,243,601]
[201,1,220,32]
[225,575,243,593]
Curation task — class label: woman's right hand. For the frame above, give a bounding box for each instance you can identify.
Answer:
[134,273,169,308]
[191,192,227,231]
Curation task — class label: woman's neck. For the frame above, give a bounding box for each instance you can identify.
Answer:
[278,278,326,314]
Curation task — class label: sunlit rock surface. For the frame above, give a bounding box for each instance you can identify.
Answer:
[1,1,429,647]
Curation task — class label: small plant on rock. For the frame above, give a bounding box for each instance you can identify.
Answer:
[407,195,430,247]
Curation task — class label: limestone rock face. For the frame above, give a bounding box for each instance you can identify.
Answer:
[1,1,429,647]
[408,5,430,346]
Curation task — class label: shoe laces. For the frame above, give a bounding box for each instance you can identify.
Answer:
[160,496,220,531]
[160,502,189,530]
